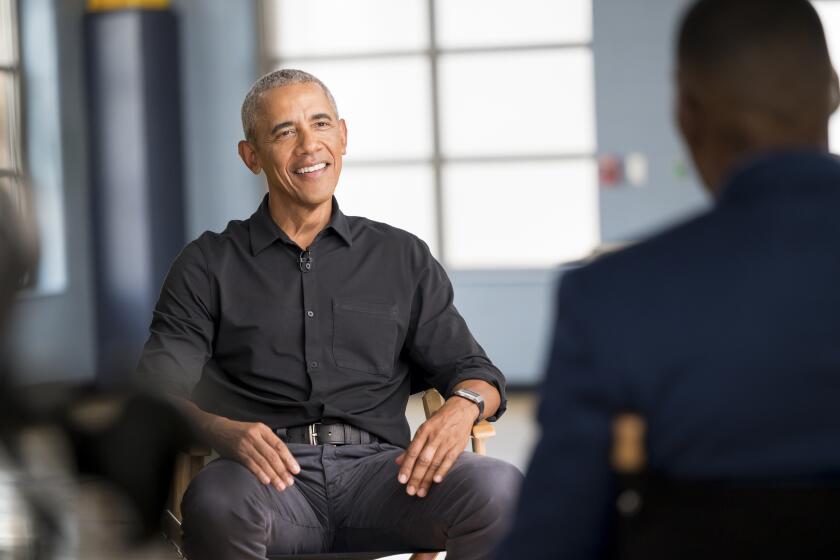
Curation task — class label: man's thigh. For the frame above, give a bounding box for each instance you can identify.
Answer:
[329,443,521,554]
[182,452,332,556]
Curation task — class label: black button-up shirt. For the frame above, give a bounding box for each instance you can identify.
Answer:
[136,195,506,447]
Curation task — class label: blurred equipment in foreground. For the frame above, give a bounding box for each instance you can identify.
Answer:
[0,188,191,557]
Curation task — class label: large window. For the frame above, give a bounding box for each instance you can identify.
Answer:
[814,1,840,153]
[0,0,23,210]
[260,0,598,268]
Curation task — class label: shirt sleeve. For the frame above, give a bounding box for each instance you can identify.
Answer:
[495,270,621,559]
[403,241,507,420]
[135,241,216,399]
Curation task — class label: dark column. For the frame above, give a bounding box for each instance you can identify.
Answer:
[84,7,185,386]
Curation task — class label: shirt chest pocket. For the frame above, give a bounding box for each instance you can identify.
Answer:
[332,299,398,376]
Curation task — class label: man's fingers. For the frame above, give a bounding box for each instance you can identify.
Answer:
[243,458,271,485]
[416,449,446,498]
[260,430,300,481]
[251,434,293,489]
[432,448,461,484]
[398,428,429,485]
[243,449,277,486]
[275,441,301,476]
[406,444,438,496]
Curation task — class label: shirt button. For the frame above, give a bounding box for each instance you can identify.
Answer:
[306,310,315,318]
[310,361,319,369]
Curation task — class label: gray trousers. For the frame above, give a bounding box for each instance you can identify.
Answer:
[181,442,522,559]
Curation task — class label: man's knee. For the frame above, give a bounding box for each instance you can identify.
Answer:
[449,456,523,527]
[182,459,269,531]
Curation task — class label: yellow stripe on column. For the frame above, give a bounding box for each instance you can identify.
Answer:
[87,0,170,11]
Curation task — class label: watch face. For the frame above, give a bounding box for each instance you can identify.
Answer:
[454,389,484,422]
[458,389,481,401]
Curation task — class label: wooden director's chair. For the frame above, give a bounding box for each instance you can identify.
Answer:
[163,389,496,560]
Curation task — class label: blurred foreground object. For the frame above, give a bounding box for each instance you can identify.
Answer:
[0,449,36,559]
[0,188,191,558]
[611,414,840,560]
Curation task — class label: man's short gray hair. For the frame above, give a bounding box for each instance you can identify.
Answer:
[241,69,339,142]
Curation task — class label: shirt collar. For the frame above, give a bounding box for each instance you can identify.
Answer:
[249,194,353,256]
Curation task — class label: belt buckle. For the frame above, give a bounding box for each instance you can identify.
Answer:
[308,422,321,445]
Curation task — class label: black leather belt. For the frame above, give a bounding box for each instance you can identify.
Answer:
[275,423,379,445]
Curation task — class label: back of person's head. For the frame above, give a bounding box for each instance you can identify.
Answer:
[675,0,840,190]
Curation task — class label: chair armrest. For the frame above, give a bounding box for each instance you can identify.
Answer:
[422,389,446,418]
[612,413,646,474]
[470,421,495,455]
[185,445,211,457]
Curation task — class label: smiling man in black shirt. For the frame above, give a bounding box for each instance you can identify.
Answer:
[137,69,521,560]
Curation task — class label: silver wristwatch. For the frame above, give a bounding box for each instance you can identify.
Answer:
[452,388,485,423]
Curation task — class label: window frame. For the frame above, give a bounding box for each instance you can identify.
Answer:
[257,0,597,267]
[0,0,26,212]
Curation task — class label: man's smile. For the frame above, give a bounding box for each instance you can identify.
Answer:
[294,162,329,175]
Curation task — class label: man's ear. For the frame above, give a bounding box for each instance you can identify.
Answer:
[238,140,262,175]
[829,69,840,115]
[676,84,703,150]
[339,119,348,156]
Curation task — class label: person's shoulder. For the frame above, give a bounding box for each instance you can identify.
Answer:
[565,208,719,295]
[347,215,432,253]
[190,217,251,252]
[169,219,251,278]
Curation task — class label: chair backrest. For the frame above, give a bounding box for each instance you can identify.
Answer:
[611,414,840,560]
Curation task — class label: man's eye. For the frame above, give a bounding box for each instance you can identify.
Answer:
[315,121,329,128]
[279,129,295,137]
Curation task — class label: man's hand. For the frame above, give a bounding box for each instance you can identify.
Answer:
[206,416,301,491]
[395,397,479,498]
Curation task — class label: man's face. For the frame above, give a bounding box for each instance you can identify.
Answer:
[243,82,347,209]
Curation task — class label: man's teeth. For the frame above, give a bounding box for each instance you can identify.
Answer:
[295,163,327,174]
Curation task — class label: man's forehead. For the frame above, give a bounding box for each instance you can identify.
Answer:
[259,83,336,118]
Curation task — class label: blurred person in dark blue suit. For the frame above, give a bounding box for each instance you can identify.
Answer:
[497,0,840,557]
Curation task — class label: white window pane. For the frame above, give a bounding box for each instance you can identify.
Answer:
[814,1,840,153]
[279,57,433,160]
[0,0,16,67]
[439,49,595,157]
[263,0,428,58]
[436,0,591,48]
[443,160,599,268]
[336,164,438,255]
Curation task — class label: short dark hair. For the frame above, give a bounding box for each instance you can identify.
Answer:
[678,0,831,77]
[241,69,339,142]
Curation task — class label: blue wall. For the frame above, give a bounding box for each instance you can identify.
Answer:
[595,0,708,242]
[171,0,264,238]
